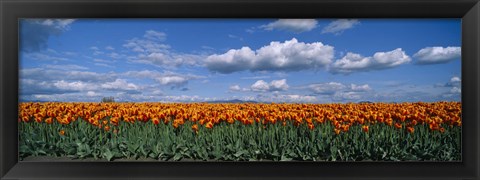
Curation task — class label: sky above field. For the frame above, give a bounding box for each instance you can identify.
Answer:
[19,19,461,103]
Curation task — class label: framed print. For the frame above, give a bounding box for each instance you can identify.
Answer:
[1,0,479,179]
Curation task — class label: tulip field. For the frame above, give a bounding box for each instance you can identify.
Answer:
[18,101,461,161]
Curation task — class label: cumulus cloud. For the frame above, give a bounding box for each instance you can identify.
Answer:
[24,52,69,62]
[434,76,461,99]
[19,68,147,99]
[44,64,88,70]
[350,84,372,91]
[124,30,203,68]
[413,46,461,65]
[123,70,204,88]
[123,38,170,54]
[144,30,166,41]
[206,38,334,74]
[20,19,76,52]
[305,82,371,102]
[321,19,360,34]
[86,91,100,97]
[251,80,271,92]
[273,94,317,103]
[101,79,139,91]
[250,79,289,92]
[307,82,346,95]
[54,80,97,91]
[333,91,362,101]
[260,19,318,33]
[20,68,117,82]
[329,48,411,74]
[435,76,461,88]
[133,52,202,67]
[269,79,289,91]
[229,85,242,91]
[105,46,115,51]
[450,87,461,94]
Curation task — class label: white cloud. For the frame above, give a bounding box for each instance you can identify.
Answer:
[322,19,360,34]
[240,76,271,80]
[155,76,188,86]
[105,46,115,50]
[228,34,243,41]
[93,58,114,63]
[123,70,204,88]
[206,38,334,73]
[229,85,242,91]
[101,79,139,91]
[333,92,362,101]
[24,53,69,61]
[450,87,461,94]
[435,76,461,98]
[305,82,371,102]
[124,30,203,68]
[274,94,317,103]
[350,84,372,91]
[260,19,318,33]
[450,76,461,83]
[21,19,76,52]
[435,76,461,88]
[308,82,346,95]
[37,19,75,30]
[54,80,97,91]
[269,79,289,91]
[144,30,167,41]
[251,80,270,92]
[414,46,461,65]
[250,79,289,92]
[20,68,117,82]
[44,64,88,70]
[329,48,411,74]
[123,38,170,53]
[94,63,115,68]
[86,91,100,97]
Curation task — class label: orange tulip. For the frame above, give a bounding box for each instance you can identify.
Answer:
[307,123,314,130]
[205,121,213,129]
[192,124,199,133]
[362,125,369,133]
[407,127,414,134]
[394,123,402,129]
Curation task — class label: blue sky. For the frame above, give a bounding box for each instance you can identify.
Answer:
[19,19,461,103]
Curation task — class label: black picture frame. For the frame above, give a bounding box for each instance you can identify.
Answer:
[1,0,479,179]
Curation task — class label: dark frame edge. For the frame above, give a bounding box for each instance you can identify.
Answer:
[1,1,480,180]
[462,1,480,179]
[0,0,4,179]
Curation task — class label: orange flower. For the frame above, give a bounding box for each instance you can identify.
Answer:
[192,124,199,132]
[362,125,369,133]
[307,123,314,130]
[205,121,213,129]
[45,117,53,124]
[104,125,110,132]
[439,127,445,133]
[59,130,65,136]
[152,117,160,125]
[407,127,414,134]
[334,129,341,135]
[394,123,402,129]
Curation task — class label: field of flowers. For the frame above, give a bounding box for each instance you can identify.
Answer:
[18,101,461,161]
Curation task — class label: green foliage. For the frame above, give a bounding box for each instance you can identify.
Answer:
[19,119,461,161]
